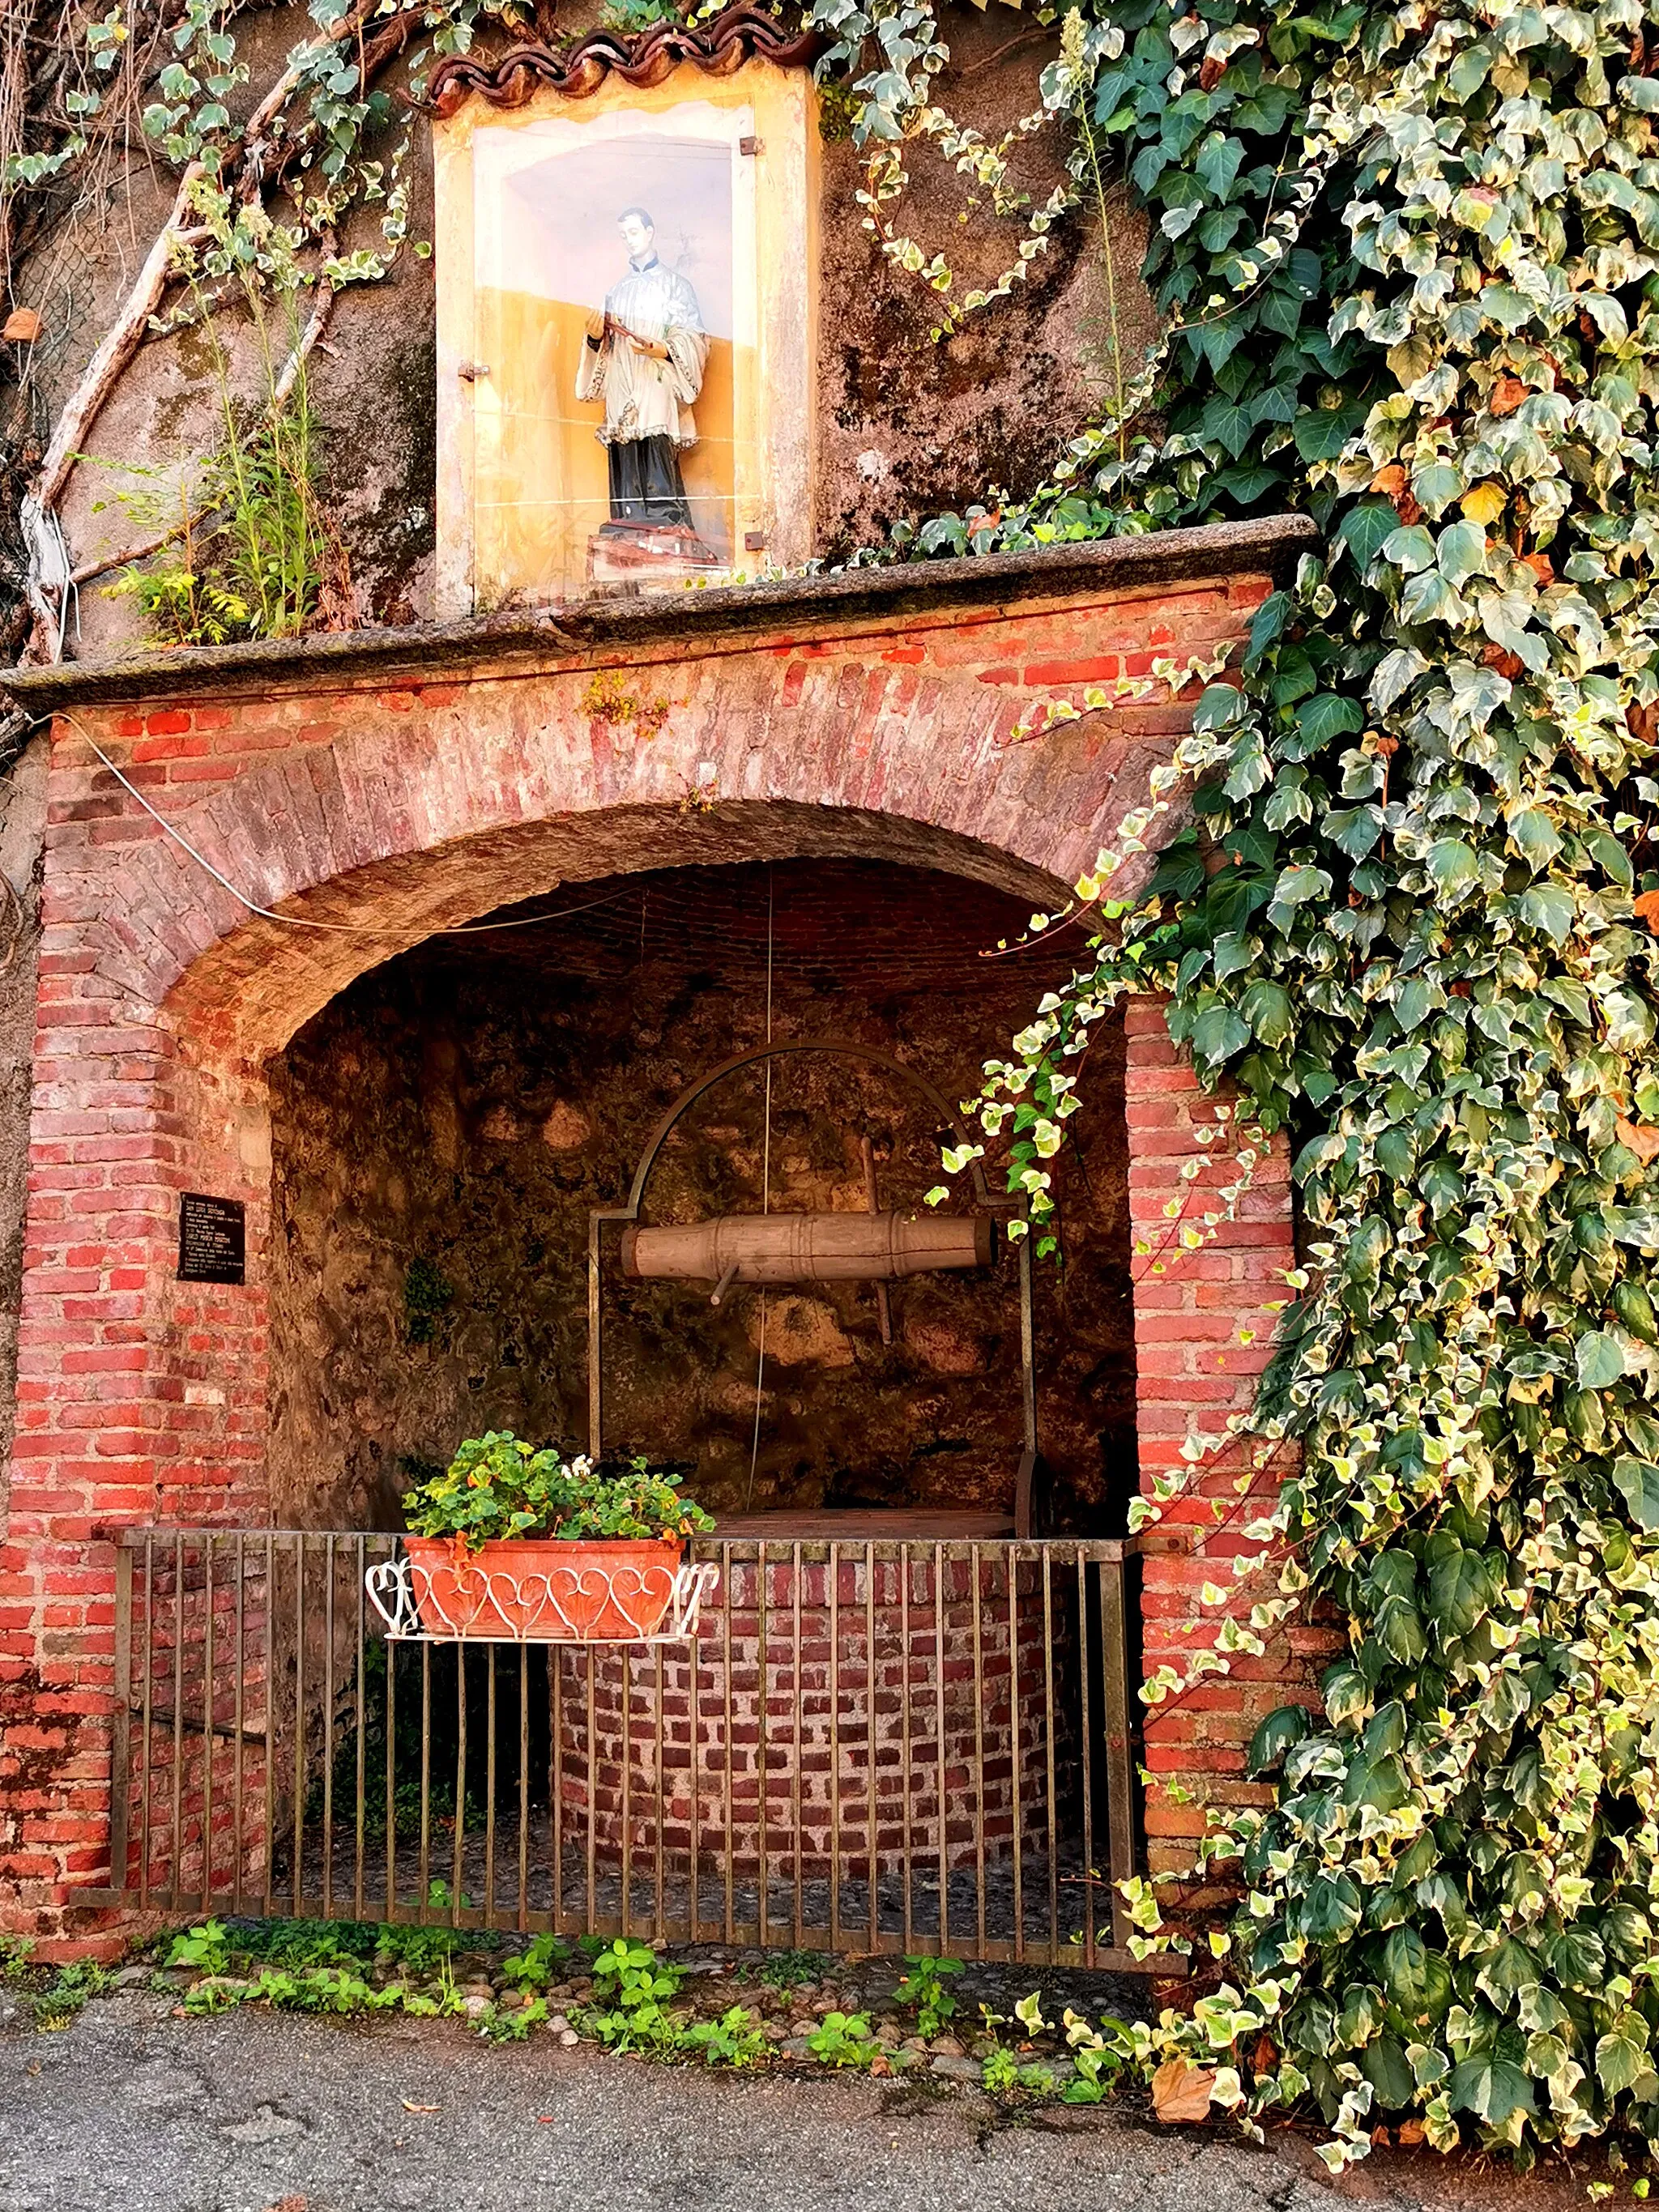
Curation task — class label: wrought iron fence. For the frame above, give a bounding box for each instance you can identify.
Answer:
[97,1532,1148,1970]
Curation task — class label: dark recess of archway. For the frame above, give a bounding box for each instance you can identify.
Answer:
[267,856,1135,1536]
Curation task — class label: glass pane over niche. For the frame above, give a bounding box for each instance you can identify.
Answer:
[435,65,817,614]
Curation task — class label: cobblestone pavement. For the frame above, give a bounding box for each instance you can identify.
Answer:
[0,1990,1604,2212]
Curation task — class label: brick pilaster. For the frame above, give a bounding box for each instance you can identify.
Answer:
[1123,994,1328,1885]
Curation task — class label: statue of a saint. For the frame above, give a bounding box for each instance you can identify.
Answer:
[576,206,714,557]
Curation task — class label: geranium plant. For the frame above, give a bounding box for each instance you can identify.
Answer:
[401,1432,713,1557]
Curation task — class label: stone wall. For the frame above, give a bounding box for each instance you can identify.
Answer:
[266,857,1134,1532]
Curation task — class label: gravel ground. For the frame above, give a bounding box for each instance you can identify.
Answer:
[0,1988,1615,2212]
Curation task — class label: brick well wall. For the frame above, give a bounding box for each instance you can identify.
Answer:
[0,562,1305,1945]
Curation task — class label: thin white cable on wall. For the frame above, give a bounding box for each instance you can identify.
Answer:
[57,709,636,940]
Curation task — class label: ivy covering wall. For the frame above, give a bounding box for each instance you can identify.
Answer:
[815,0,1659,2172]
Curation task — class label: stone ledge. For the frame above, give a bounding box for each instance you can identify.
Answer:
[0,515,1317,713]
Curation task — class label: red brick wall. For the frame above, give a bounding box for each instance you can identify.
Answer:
[561,1548,1051,1882]
[0,567,1299,1943]
[1124,996,1331,1890]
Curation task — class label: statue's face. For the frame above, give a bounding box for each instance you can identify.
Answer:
[619,213,653,259]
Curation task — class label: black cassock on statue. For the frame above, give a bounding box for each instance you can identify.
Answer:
[606,434,693,528]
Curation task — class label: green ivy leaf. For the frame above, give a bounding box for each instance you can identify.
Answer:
[1448,2054,1535,2124]
[1426,1541,1495,1638]
[1435,520,1489,584]
[1576,1332,1626,1389]
[1195,130,1245,198]
[1383,1928,1452,2020]
[1294,693,1363,745]
[1597,2022,1651,2095]
[1293,404,1365,462]
[1335,498,1397,569]
[1611,1456,1659,1531]
[1428,840,1479,896]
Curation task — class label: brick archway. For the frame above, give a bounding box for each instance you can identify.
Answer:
[2,536,1307,1939]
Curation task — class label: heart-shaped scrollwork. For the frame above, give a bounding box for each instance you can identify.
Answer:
[367,1553,718,1643]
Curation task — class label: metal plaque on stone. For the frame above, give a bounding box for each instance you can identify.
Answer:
[177,1192,245,1285]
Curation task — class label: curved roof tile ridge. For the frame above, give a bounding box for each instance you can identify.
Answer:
[428,4,825,116]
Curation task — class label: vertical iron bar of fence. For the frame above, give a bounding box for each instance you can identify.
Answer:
[864,1544,876,1946]
[354,1536,367,1923]
[484,1646,498,1926]
[517,1647,529,1934]
[970,1544,986,1958]
[1042,1547,1058,1958]
[419,1643,433,1916]
[203,1536,216,1906]
[262,1532,275,1916]
[234,1532,247,1917]
[292,1535,306,1918]
[1098,1547,1138,1952]
[383,1637,398,1920]
[933,1541,948,1951]
[620,1638,633,1940]
[109,1545,132,1900]
[322,1534,335,1920]
[1009,1550,1023,1964]
[720,1546,733,1945]
[592,1645,606,1937]
[829,1541,841,1954]
[234,1539,246,1920]
[168,1530,184,1909]
[139,1535,154,1910]
[450,1647,467,1926]
[550,1648,565,1937]
[688,1609,702,1943]
[900,1547,912,1952]
[652,1639,666,1944]
[757,1541,769,1950]
[790,1542,803,1949]
[1077,1551,1096,1969]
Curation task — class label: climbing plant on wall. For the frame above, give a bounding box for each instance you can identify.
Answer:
[9,0,1659,2170]
[817,0,1659,2172]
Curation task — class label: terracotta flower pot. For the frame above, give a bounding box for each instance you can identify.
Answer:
[402,1535,684,1642]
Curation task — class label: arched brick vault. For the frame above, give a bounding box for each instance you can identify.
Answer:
[112,670,1183,1068]
[164,799,1071,1069]
[0,539,1324,1939]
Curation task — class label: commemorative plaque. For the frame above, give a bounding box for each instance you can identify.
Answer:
[177,1192,245,1285]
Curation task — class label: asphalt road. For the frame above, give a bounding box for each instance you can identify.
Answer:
[0,1991,1605,2212]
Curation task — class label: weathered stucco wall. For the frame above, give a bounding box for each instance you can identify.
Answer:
[10,2,1155,657]
[814,11,1158,560]
[266,857,1137,1532]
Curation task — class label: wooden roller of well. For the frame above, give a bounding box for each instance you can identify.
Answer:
[621,1210,993,1302]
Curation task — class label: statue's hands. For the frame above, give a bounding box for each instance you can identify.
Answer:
[628,334,670,360]
[585,309,607,342]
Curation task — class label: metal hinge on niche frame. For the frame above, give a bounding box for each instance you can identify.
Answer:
[365,1552,720,1645]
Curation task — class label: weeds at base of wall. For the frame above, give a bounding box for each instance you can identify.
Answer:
[0,1919,1137,2109]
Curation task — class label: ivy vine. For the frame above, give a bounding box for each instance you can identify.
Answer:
[818,0,1659,2174]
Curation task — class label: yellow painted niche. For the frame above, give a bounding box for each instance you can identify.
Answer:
[434,59,818,616]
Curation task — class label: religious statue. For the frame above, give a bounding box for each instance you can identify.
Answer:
[576,206,720,574]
